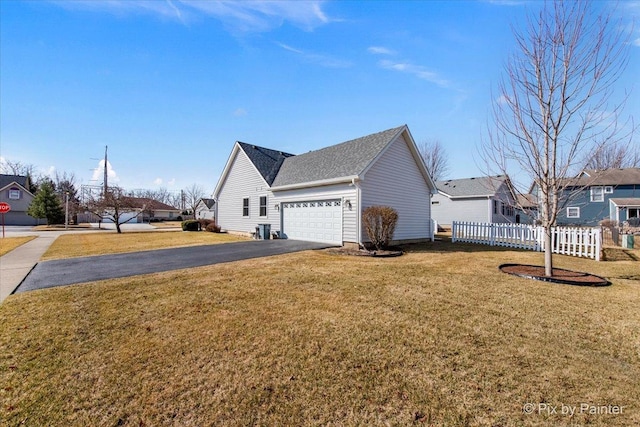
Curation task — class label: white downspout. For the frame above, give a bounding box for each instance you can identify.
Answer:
[352,177,363,249]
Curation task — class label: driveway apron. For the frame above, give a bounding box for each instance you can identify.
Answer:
[14,240,332,294]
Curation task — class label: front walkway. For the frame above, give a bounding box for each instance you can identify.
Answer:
[0,232,62,302]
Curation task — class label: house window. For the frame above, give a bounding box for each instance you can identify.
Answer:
[8,188,21,200]
[502,205,515,217]
[629,208,639,219]
[567,207,580,218]
[604,186,613,194]
[242,198,249,217]
[590,186,604,202]
[259,196,267,217]
[493,200,499,214]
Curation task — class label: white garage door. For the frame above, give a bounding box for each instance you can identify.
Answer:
[282,199,342,245]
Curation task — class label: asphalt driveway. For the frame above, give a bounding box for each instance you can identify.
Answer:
[14,240,333,293]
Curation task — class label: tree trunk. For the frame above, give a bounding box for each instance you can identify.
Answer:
[116,221,122,234]
[544,227,553,277]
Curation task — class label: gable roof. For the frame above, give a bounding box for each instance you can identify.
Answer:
[436,175,510,198]
[0,174,32,193]
[237,142,295,186]
[197,198,216,209]
[214,125,435,197]
[271,125,407,188]
[572,168,640,186]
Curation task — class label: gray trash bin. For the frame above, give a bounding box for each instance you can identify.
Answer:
[258,224,271,240]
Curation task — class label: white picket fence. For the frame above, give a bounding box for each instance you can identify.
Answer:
[451,221,601,261]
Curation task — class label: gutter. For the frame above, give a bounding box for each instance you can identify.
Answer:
[270,175,360,192]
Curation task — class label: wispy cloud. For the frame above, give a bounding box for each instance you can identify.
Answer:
[233,108,248,117]
[622,2,640,48]
[277,43,352,68]
[51,0,332,32]
[378,59,450,88]
[154,177,163,185]
[367,46,395,55]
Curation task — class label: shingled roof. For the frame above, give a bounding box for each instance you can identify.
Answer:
[436,175,510,198]
[123,197,179,211]
[237,142,295,186]
[568,168,640,186]
[271,126,406,188]
[0,174,31,191]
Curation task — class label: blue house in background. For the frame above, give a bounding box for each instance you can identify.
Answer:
[551,168,640,226]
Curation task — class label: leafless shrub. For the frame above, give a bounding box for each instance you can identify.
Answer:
[362,206,398,250]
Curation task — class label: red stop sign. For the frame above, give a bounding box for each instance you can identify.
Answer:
[0,202,11,213]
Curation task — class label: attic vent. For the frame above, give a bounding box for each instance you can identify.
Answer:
[252,145,257,149]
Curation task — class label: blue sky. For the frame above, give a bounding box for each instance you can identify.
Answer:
[1,0,638,194]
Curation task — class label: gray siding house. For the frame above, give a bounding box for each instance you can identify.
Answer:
[0,174,43,225]
[431,175,522,227]
[213,125,437,247]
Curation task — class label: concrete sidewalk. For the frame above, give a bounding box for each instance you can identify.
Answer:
[0,233,62,303]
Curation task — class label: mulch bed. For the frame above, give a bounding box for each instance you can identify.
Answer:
[324,248,403,257]
[499,264,610,287]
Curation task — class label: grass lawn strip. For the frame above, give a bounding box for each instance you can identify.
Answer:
[1,241,638,426]
[42,231,247,260]
[0,236,37,257]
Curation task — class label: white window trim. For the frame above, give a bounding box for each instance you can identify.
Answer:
[242,198,250,217]
[259,195,268,217]
[590,186,604,202]
[604,186,613,194]
[8,189,21,200]
[567,206,580,218]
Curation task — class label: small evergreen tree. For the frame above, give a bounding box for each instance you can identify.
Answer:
[27,179,64,225]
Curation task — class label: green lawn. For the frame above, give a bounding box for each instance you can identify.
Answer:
[1,240,638,426]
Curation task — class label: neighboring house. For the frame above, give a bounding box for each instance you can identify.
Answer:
[0,174,44,225]
[213,125,437,247]
[431,175,525,226]
[102,197,181,223]
[195,198,216,221]
[516,193,539,224]
[547,168,640,226]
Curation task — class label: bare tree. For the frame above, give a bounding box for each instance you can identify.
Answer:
[53,171,80,224]
[584,140,639,169]
[0,159,38,177]
[183,184,206,218]
[128,187,176,206]
[482,1,631,276]
[417,139,450,181]
[84,186,143,233]
[0,159,40,192]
